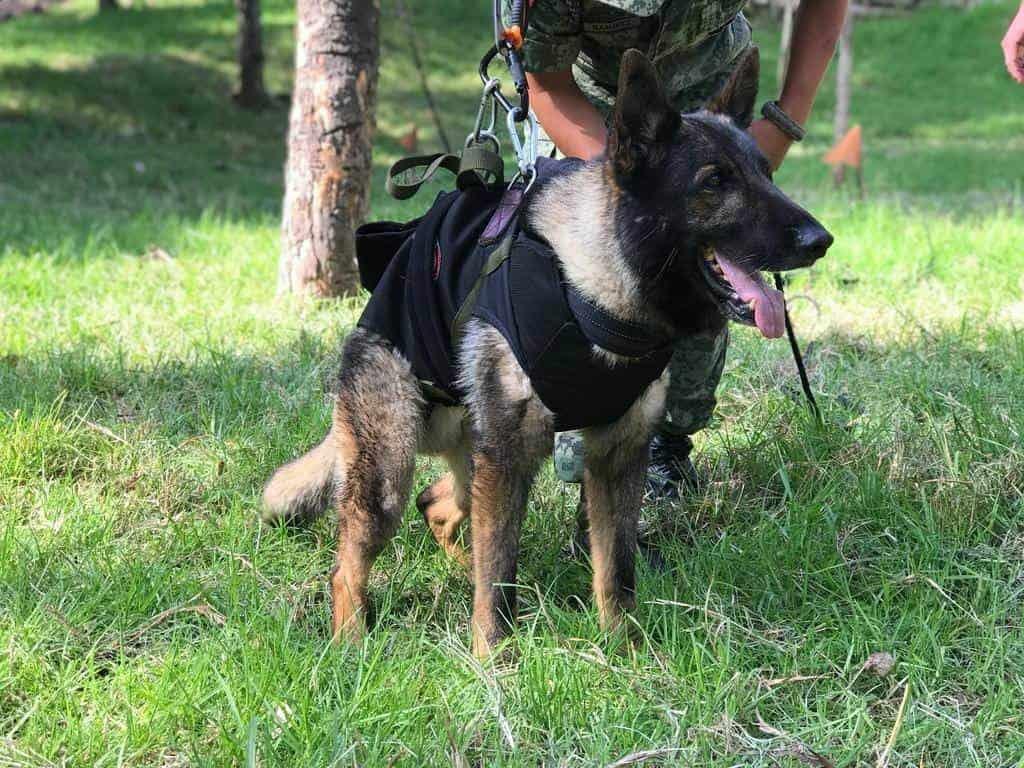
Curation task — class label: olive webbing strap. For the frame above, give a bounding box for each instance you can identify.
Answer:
[385,148,504,201]
[450,226,517,347]
[385,152,460,200]
[458,145,504,188]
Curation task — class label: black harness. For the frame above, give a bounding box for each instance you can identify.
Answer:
[355,163,674,431]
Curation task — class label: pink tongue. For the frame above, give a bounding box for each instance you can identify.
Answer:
[715,255,786,339]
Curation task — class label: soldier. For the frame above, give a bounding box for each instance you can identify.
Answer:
[528,0,849,500]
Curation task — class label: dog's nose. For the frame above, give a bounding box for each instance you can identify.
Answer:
[793,223,833,262]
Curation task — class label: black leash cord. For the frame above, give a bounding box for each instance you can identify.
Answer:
[773,272,821,422]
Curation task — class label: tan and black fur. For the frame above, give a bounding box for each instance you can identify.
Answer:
[262,49,831,657]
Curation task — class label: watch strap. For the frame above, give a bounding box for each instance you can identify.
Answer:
[761,100,806,142]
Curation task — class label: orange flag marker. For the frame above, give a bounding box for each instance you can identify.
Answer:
[399,124,419,153]
[823,124,862,169]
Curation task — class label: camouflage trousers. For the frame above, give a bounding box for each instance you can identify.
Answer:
[553,328,728,482]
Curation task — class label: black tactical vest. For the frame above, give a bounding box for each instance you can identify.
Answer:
[354,162,673,431]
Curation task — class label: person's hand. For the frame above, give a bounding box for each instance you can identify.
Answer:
[1002,6,1024,83]
[748,118,793,172]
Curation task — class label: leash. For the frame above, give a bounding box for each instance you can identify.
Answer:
[773,272,821,422]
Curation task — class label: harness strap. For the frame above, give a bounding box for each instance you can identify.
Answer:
[386,148,504,201]
[459,145,504,188]
[419,380,459,407]
[450,225,517,346]
[565,288,672,358]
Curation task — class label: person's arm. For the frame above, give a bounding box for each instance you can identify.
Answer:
[511,0,600,156]
[1002,2,1024,84]
[749,0,849,170]
[526,70,608,159]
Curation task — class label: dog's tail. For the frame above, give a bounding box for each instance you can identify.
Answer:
[261,432,338,525]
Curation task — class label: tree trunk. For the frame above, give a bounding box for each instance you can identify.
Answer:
[776,0,795,88]
[99,0,118,12]
[235,0,270,109]
[833,9,853,186]
[279,0,380,298]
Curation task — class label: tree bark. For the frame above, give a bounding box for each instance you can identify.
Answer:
[279,0,380,297]
[235,0,270,109]
[833,8,853,186]
[776,0,795,87]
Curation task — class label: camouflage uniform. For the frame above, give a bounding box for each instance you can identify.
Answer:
[510,0,750,481]
[517,0,751,120]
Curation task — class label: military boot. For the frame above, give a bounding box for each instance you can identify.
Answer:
[644,432,700,502]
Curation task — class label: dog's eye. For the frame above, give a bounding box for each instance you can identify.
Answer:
[702,171,723,190]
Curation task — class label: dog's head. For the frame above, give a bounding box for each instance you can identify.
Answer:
[607,49,832,338]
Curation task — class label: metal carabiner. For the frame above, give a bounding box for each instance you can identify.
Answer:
[492,0,504,49]
[466,77,502,154]
[466,129,501,156]
[506,107,538,178]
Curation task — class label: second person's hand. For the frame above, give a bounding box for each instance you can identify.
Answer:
[1002,4,1024,83]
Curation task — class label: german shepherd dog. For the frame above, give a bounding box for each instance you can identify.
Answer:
[262,49,832,657]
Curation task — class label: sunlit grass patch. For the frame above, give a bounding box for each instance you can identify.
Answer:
[2,0,1023,765]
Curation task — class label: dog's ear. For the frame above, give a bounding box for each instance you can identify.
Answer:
[706,47,760,128]
[608,49,680,183]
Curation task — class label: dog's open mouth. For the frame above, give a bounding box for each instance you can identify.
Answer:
[699,247,786,339]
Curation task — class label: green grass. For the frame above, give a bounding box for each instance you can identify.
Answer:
[2,0,1024,765]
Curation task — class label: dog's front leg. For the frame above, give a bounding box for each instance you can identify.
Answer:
[582,442,648,633]
[469,450,533,658]
[461,322,553,658]
[581,372,667,633]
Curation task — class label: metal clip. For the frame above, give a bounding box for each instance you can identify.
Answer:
[506,108,538,182]
[466,77,502,155]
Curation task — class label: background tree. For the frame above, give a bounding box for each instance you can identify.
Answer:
[235,0,270,109]
[279,0,380,297]
[99,0,118,12]
[832,8,853,184]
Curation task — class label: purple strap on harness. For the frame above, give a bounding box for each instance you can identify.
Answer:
[479,185,524,244]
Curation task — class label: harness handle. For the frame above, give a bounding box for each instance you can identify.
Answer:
[385,151,503,200]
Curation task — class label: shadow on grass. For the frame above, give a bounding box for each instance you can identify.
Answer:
[1,0,292,67]
[0,0,505,263]
[0,49,291,256]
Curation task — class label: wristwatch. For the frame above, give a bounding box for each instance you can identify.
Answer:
[761,100,805,142]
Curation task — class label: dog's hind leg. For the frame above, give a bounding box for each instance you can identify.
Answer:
[416,442,472,567]
[329,334,424,644]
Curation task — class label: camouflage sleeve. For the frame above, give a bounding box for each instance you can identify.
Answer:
[505,0,582,73]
